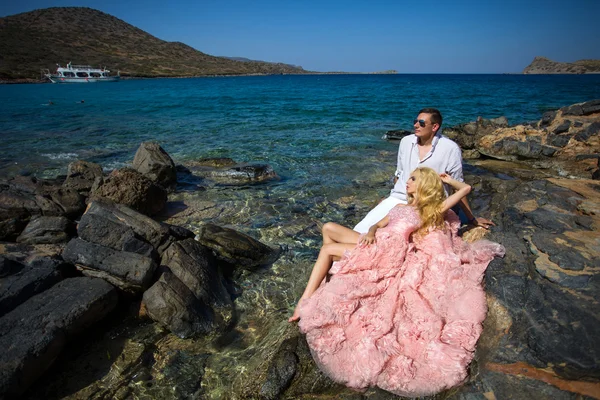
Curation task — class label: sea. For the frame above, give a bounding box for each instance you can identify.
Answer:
[3,74,600,398]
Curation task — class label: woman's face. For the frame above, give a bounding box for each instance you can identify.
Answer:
[406,172,419,195]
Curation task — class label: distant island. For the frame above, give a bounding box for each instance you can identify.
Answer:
[523,56,600,74]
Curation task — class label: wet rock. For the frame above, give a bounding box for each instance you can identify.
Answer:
[63,160,104,196]
[142,268,215,338]
[16,216,73,244]
[160,238,232,315]
[90,168,167,216]
[259,337,299,400]
[195,223,281,270]
[206,163,278,183]
[132,142,177,192]
[0,277,118,398]
[62,238,157,292]
[0,257,63,318]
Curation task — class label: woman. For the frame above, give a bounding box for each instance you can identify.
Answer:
[290,167,504,397]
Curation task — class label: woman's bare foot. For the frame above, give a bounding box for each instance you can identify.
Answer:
[288,305,301,322]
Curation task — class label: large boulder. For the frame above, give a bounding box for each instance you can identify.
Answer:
[142,268,216,338]
[90,168,167,216]
[195,223,281,270]
[132,142,177,191]
[62,238,157,292]
[143,238,234,337]
[0,277,118,398]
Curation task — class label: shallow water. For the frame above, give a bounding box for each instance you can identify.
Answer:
[5,74,600,398]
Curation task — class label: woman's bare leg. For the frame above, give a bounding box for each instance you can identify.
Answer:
[322,222,360,245]
[289,242,356,322]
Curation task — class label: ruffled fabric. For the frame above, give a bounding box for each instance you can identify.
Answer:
[298,206,505,397]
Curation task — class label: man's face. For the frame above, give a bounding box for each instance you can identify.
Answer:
[413,113,438,141]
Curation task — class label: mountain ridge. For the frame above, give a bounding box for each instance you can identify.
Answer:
[0,7,310,80]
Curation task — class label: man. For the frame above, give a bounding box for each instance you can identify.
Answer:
[353,108,494,233]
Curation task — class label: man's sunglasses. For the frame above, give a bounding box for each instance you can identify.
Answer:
[413,119,428,127]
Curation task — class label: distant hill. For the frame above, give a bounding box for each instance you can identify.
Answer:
[523,56,600,74]
[221,56,303,70]
[0,7,309,80]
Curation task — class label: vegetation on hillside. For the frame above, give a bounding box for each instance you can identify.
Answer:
[0,7,309,80]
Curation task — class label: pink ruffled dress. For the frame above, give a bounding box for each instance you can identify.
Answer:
[298,205,505,397]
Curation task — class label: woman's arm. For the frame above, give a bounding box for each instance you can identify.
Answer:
[440,173,471,213]
[360,213,391,245]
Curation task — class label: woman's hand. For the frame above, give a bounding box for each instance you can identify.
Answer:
[360,231,376,245]
[439,173,454,184]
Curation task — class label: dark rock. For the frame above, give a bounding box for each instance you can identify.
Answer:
[382,129,411,141]
[574,121,600,142]
[63,160,104,195]
[539,110,557,127]
[142,268,215,338]
[37,186,85,218]
[78,200,172,256]
[90,168,167,216]
[581,99,600,115]
[77,212,155,258]
[561,99,600,116]
[207,163,278,183]
[62,238,157,292]
[0,182,42,241]
[259,337,299,400]
[0,277,117,397]
[132,142,177,191]
[552,120,571,134]
[195,223,281,270]
[0,255,24,278]
[0,257,63,318]
[16,216,73,244]
[160,238,232,311]
[546,134,572,148]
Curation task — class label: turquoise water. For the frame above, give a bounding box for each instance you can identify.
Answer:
[2,74,600,188]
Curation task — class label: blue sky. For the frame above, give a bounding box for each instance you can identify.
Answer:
[2,0,599,73]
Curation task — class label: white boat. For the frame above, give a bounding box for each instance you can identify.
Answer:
[43,62,120,83]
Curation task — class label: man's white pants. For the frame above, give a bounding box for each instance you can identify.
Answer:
[353,196,405,233]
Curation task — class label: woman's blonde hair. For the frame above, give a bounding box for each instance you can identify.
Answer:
[406,167,446,238]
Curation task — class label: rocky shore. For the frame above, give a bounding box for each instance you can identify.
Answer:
[1,100,599,399]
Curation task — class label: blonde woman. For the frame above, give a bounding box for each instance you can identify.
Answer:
[290,167,504,397]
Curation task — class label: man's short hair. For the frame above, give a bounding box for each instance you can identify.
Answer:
[418,108,443,127]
